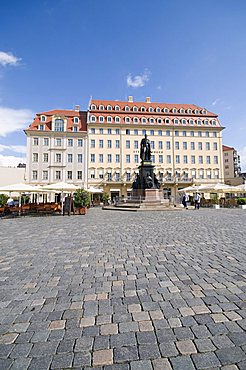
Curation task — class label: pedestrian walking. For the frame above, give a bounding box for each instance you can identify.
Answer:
[194,192,201,210]
[182,192,189,209]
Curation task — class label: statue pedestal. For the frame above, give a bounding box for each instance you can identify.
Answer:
[144,189,163,203]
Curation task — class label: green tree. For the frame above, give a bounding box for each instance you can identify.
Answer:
[102,192,110,205]
[73,189,90,208]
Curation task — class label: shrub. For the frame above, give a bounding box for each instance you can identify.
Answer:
[73,189,90,208]
[102,192,110,205]
[237,197,246,205]
[0,194,8,206]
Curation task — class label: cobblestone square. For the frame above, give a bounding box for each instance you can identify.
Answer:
[0,208,245,369]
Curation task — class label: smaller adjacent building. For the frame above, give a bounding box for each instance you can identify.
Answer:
[222,145,242,185]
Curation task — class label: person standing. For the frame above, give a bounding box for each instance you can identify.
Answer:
[194,192,201,210]
[182,192,189,209]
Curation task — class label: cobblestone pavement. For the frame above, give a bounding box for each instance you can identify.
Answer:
[0,208,246,370]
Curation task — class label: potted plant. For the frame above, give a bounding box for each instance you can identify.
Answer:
[73,189,90,214]
[237,198,246,209]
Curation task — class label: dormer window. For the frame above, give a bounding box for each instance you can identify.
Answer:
[107,105,112,110]
[133,117,139,123]
[73,126,78,132]
[174,119,179,124]
[182,119,187,125]
[172,108,177,113]
[149,107,153,112]
[164,108,169,113]
[189,119,194,125]
[141,117,147,124]
[115,116,120,123]
[91,104,96,110]
[115,105,120,111]
[180,108,185,114]
[187,109,192,114]
[195,109,199,114]
[156,107,161,112]
[165,118,169,124]
[99,105,104,110]
[149,118,155,124]
[74,117,79,124]
[90,115,96,122]
[39,124,45,131]
[140,107,146,112]
[125,117,130,123]
[107,116,112,123]
[204,120,209,125]
[99,116,104,123]
[211,120,217,125]
[157,118,162,124]
[202,109,207,114]
[197,120,202,125]
[54,118,65,132]
[125,106,130,111]
[41,115,46,122]
[133,106,138,112]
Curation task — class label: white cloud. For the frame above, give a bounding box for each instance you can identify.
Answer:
[127,69,150,88]
[239,146,246,172]
[0,51,21,67]
[212,98,220,106]
[0,106,34,137]
[0,144,26,154]
[0,154,26,167]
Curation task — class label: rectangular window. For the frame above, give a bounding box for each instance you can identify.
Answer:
[134,140,138,149]
[182,131,187,137]
[214,155,218,164]
[206,131,209,137]
[115,172,120,181]
[33,138,39,145]
[108,154,112,163]
[68,154,73,163]
[116,154,120,163]
[183,142,187,150]
[158,141,163,149]
[198,131,202,137]
[55,171,61,180]
[213,142,218,150]
[206,142,210,150]
[213,132,217,137]
[78,154,83,163]
[150,130,154,136]
[99,154,104,163]
[116,128,120,135]
[142,129,146,135]
[42,171,48,180]
[183,155,188,164]
[91,154,95,162]
[43,153,48,162]
[134,154,139,163]
[126,154,130,163]
[191,155,195,164]
[206,156,211,164]
[175,141,179,150]
[116,140,120,148]
[54,120,64,132]
[56,153,61,163]
[91,139,95,148]
[158,130,162,136]
[126,140,130,149]
[68,139,73,147]
[166,141,171,150]
[73,126,78,132]
[43,138,49,146]
[67,171,72,180]
[78,139,83,147]
[99,128,103,134]
[198,142,203,150]
[126,129,130,135]
[77,171,82,180]
[99,139,104,148]
[175,131,179,136]
[159,155,163,163]
[151,155,155,163]
[32,170,38,180]
[126,173,131,181]
[175,155,180,164]
[107,173,112,181]
[90,128,95,134]
[134,129,138,135]
[33,153,38,162]
[190,131,194,137]
[55,138,61,146]
[167,155,171,164]
[150,141,155,149]
[166,130,170,136]
[191,142,195,150]
[107,140,112,148]
[199,155,203,164]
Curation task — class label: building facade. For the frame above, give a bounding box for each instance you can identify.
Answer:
[25,107,88,189]
[222,145,242,185]
[87,97,224,199]
[25,97,225,200]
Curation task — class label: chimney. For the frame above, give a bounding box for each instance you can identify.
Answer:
[128,96,133,103]
[146,97,151,103]
[75,105,80,112]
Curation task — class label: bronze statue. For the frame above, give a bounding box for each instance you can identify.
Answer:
[140,134,151,161]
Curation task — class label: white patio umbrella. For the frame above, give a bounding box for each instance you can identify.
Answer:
[87,187,103,194]
[178,185,201,192]
[42,182,80,214]
[234,183,246,193]
[0,183,48,214]
[197,183,235,193]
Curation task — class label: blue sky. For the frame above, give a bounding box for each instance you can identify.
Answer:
[0,0,246,169]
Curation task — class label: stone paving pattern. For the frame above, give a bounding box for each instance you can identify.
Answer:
[0,208,246,369]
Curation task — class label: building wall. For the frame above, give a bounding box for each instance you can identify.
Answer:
[223,146,242,185]
[0,167,26,187]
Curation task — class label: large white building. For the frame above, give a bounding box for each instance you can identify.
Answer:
[25,97,225,200]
